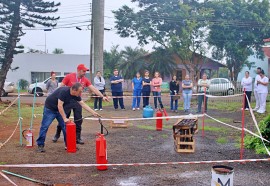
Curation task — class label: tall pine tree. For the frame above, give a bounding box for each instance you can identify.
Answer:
[0,0,60,99]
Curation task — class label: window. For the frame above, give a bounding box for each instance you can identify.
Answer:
[220,79,228,83]
[211,79,220,84]
[31,72,61,83]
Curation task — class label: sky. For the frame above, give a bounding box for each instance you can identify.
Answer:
[20,0,153,54]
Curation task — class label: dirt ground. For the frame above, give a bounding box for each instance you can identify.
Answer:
[0,96,269,186]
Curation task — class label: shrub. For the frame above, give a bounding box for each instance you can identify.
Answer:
[245,115,270,154]
[18,79,29,90]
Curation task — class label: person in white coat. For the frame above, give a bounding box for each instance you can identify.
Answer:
[256,70,269,114]
[94,71,106,111]
[253,67,262,111]
[241,71,252,110]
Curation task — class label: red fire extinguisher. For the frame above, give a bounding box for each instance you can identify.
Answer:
[156,109,163,131]
[22,129,33,148]
[96,133,108,170]
[66,121,76,153]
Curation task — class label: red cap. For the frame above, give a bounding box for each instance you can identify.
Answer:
[77,64,89,71]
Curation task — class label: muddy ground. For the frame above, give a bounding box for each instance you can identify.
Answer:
[0,96,269,186]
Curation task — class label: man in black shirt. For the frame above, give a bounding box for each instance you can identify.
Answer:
[36,83,100,152]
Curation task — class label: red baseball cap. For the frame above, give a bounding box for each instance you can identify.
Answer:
[77,64,89,71]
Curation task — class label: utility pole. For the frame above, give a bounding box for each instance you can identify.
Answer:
[92,0,105,76]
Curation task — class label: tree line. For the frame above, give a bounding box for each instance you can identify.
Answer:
[113,0,270,81]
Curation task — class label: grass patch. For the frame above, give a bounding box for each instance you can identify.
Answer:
[0,103,43,125]
[203,117,232,124]
[199,126,228,133]
[208,101,240,111]
[161,134,168,138]
[0,162,7,165]
[137,125,155,131]
[216,137,228,144]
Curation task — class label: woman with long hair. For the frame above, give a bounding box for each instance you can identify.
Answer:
[152,71,164,110]
[169,75,179,112]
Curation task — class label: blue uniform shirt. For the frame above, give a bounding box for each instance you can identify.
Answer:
[110,75,123,92]
[132,77,143,90]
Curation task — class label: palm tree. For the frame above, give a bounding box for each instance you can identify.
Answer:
[103,45,123,78]
[148,47,177,78]
[118,46,147,79]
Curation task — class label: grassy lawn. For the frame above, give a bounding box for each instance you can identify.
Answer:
[0,104,43,125]
[216,137,228,144]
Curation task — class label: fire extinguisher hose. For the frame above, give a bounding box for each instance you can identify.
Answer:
[22,129,28,139]
[74,116,109,136]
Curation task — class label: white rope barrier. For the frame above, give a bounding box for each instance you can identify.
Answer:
[0,118,22,149]
[0,97,19,116]
[246,95,270,155]
[0,158,269,168]
[0,172,18,186]
[205,114,270,144]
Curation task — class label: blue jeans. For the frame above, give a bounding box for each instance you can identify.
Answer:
[36,107,66,146]
[132,89,142,108]
[183,89,192,110]
[153,91,164,109]
[170,92,178,111]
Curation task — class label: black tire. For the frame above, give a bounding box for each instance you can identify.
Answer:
[32,87,44,97]
[0,89,6,97]
[227,89,234,95]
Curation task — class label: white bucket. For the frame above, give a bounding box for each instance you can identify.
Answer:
[211,165,234,186]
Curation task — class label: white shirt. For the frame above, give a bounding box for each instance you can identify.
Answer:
[257,76,269,94]
[254,75,260,91]
[241,76,252,91]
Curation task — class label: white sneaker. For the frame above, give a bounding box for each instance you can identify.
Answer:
[99,109,103,111]
[253,108,259,111]
[94,109,98,111]
[132,108,135,111]
[257,110,265,114]
[137,108,140,110]
[245,108,249,111]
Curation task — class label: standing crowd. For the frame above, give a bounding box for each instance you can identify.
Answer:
[37,65,268,152]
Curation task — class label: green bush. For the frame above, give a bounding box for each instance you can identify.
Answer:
[245,115,270,154]
[18,79,29,90]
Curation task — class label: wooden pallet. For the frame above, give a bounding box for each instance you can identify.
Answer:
[110,117,129,128]
[174,137,195,153]
[173,122,196,153]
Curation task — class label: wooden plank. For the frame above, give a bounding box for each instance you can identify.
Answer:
[110,117,129,128]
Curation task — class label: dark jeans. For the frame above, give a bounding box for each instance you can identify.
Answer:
[112,91,125,109]
[170,92,178,111]
[245,91,252,109]
[153,91,164,109]
[198,93,208,113]
[36,107,66,146]
[94,89,105,109]
[142,91,150,107]
[55,100,83,140]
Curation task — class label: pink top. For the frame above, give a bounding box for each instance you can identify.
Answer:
[152,77,162,92]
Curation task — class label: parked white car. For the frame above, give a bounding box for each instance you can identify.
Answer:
[209,78,235,95]
[1,81,15,97]
[28,76,64,96]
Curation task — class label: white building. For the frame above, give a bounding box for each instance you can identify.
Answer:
[237,55,269,81]
[7,53,91,84]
